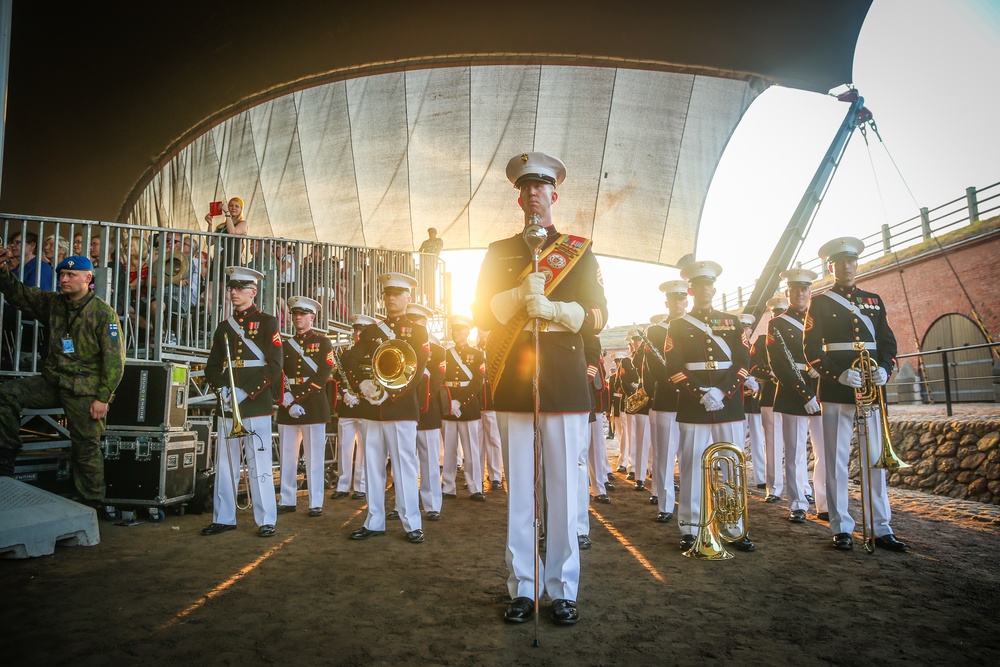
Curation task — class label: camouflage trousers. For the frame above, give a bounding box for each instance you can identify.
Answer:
[0,374,107,502]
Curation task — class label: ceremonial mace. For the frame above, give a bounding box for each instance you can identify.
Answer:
[523,215,547,647]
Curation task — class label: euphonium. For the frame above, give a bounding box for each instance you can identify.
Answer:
[682,441,749,560]
[369,338,418,400]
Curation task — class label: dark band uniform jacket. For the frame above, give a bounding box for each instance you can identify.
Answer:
[803,284,897,406]
[473,227,607,413]
[608,360,623,417]
[659,308,750,424]
[767,309,819,416]
[418,341,447,431]
[278,328,333,425]
[749,333,775,409]
[205,305,283,419]
[0,270,125,402]
[343,316,429,421]
[643,322,680,412]
[330,344,375,421]
[441,343,485,421]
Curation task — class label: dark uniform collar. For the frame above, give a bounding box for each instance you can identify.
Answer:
[832,283,857,298]
[690,306,713,320]
[785,307,807,321]
[234,305,259,320]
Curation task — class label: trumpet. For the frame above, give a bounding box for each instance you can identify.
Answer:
[852,347,909,553]
[682,441,749,560]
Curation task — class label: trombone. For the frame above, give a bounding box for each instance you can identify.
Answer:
[851,346,910,553]
[220,333,254,510]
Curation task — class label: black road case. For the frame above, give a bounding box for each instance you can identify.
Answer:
[107,360,189,431]
[102,429,197,507]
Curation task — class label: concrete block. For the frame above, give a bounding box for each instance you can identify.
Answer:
[0,478,100,558]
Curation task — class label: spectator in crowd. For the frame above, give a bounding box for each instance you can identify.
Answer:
[418,227,444,307]
[42,234,71,268]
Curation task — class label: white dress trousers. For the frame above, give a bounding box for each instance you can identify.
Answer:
[278,423,327,509]
[628,413,652,481]
[442,420,484,496]
[762,406,784,497]
[616,411,631,471]
[415,428,443,513]
[650,410,680,515]
[361,419,422,534]
[498,411,585,602]
[745,413,767,487]
[677,420,741,538]
[213,414,277,528]
[481,410,504,484]
[822,402,893,537]
[335,417,366,494]
[779,414,813,512]
[587,413,611,496]
[809,414,827,513]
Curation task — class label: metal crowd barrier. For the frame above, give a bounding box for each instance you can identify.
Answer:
[1,215,450,376]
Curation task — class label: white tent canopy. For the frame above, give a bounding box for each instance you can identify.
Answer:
[131,64,763,267]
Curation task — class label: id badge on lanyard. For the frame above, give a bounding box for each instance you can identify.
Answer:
[62,336,76,354]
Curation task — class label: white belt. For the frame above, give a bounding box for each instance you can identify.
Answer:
[522,321,571,333]
[224,359,266,368]
[685,361,732,371]
[444,380,470,388]
[824,342,877,352]
[795,363,809,371]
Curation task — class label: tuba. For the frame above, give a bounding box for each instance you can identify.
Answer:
[368,339,418,401]
[163,249,190,285]
[682,441,749,560]
[851,346,909,553]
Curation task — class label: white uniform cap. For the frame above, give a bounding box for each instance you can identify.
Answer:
[287,295,321,314]
[450,315,474,330]
[818,236,865,262]
[649,314,667,325]
[780,267,819,286]
[766,296,790,312]
[626,327,641,340]
[659,279,689,295]
[506,151,567,188]
[738,313,756,328]
[680,260,723,283]
[378,272,417,292]
[350,313,378,328]
[406,303,434,319]
[225,266,265,285]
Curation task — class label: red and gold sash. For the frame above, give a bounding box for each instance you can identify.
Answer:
[485,233,592,396]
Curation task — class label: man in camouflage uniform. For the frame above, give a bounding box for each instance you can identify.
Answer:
[0,252,126,508]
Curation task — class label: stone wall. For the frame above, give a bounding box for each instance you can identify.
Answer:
[879,419,1000,505]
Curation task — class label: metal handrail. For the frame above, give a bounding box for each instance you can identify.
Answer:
[891,342,1000,417]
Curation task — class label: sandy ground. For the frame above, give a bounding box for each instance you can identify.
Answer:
[4,431,1000,667]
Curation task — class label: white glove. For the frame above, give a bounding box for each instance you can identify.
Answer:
[359,379,380,400]
[874,367,888,386]
[699,387,725,411]
[744,376,759,393]
[365,391,387,406]
[838,369,863,388]
[450,399,462,418]
[288,404,306,418]
[489,272,545,324]
[282,391,294,407]
[702,397,724,412]
[523,295,585,333]
[342,391,360,407]
[804,397,821,415]
[233,387,248,404]
[807,366,820,379]
[218,387,232,410]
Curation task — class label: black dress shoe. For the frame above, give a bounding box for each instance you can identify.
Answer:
[578,535,592,550]
[764,494,781,503]
[789,509,807,523]
[551,599,580,625]
[679,534,696,551]
[443,492,457,498]
[647,495,657,505]
[201,522,237,536]
[593,494,611,504]
[607,472,615,482]
[277,504,296,514]
[470,492,487,502]
[258,524,276,537]
[331,491,349,499]
[833,532,853,550]
[616,466,627,474]
[805,494,815,504]
[504,597,534,623]
[605,481,616,492]
[491,480,503,491]
[426,511,441,521]
[634,481,645,491]
[387,510,399,520]
[874,534,908,552]
[406,529,425,543]
[626,471,635,480]
[817,511,830,521]
[351,491,366,500]
[731,536,756,552]
[349,526,385,540]
[656,512,673,523]
[308,507,322,517]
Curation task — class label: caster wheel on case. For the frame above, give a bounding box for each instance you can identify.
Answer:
[148,507,165,523]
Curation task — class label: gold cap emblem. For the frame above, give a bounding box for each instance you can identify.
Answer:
[521,153,529,164]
